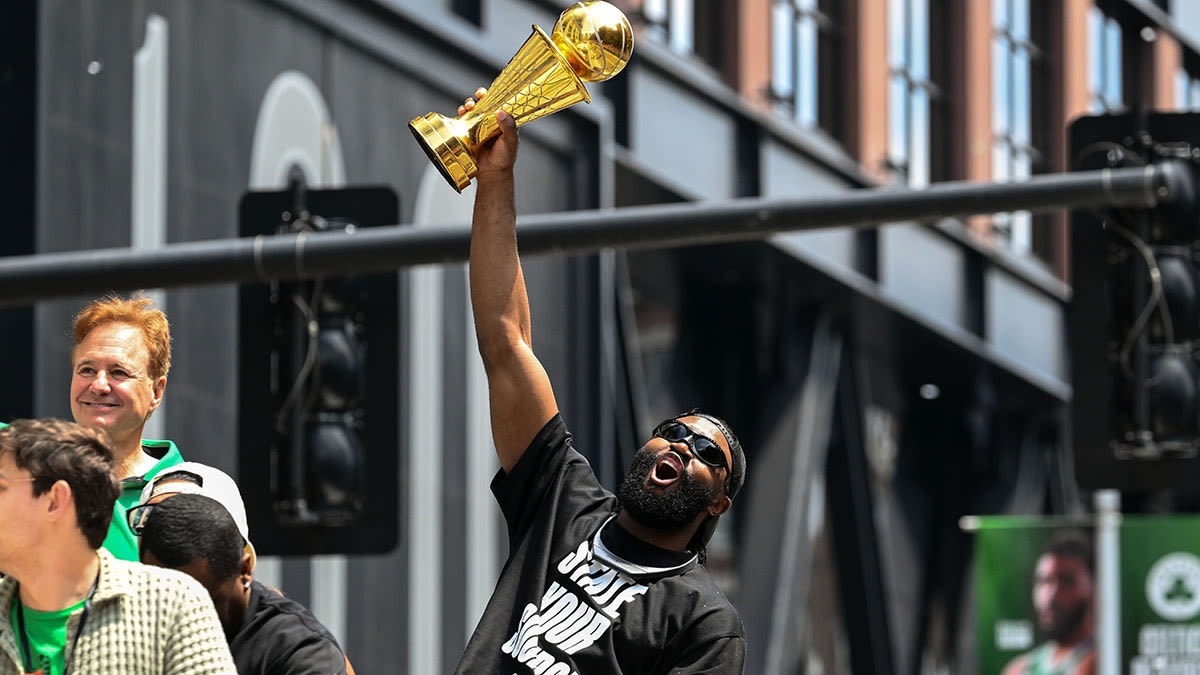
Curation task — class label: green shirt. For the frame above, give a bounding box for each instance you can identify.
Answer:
[102,439,184,562]
[8,597,85,675]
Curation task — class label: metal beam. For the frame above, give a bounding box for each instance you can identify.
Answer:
[829,347,897,675]
[0,163,1188,306]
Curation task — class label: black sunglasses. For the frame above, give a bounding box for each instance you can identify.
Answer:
[127,503,156,536]
[120,475,150,491]
[652,420,730,485]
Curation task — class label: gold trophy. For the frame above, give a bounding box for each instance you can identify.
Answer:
[409,1,633,193]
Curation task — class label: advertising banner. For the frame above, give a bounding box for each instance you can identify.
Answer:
[975,515,1200,675]
[1120,515,1200,675]
[974,517,1097,675]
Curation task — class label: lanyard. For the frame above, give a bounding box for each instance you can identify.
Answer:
[16,571,99,675]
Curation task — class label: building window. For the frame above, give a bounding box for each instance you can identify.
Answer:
[1088,5,1124,112]
[992,0,1047,256]
[1176,66,1200,110]
[641,0,730,81]
[770,0,844,142]
[887,0,949,187]
[642,0,695,53]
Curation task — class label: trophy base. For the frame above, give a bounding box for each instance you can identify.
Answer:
[408,113,477,194]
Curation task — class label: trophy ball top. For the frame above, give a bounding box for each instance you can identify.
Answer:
[551,1,634,83]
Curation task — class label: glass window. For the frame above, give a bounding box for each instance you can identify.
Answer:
[642,0,694,52]
[887,0,946,187]
[992,0,1046,256]
[1088,5,1124,113]
[770,0,845,142]
[642,0,733,79]
[1177,67,1200,110]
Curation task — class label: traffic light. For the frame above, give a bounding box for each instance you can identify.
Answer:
[238,183,400,554]
[304,277,368,518]
[1069,112,1200,491]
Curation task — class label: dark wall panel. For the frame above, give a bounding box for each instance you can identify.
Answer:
[35,0,136,419]
[0,0,36,420]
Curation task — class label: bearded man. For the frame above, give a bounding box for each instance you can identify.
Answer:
[451,90,747,675]
[1003,529,1096,675]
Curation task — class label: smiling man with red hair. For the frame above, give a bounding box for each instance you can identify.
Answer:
[67,295,185,560]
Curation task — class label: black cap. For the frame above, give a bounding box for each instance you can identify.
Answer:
[688,411,745,500]
[680,410,746,560]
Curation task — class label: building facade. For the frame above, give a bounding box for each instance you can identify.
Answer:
[1,0,1197,673]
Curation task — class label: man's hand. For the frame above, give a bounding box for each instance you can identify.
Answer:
[459,87,519,178]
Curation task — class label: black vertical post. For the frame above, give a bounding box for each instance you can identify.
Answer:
[0,0,36,419]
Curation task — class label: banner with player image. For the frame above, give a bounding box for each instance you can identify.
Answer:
[974,517,1097,675]
[975,514,1200,675]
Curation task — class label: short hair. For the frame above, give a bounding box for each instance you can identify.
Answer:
[140,493,244,580]
[0,419,118,549]
[1043,528,1094,575]
[73,295,172,381]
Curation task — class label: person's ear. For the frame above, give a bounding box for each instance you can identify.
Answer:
[239,552,253,589]
[149,376,167,410]
[707,494,731,517]
[44,480,74,521]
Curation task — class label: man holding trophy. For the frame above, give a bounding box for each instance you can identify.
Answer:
[430,6,747,673]
[452,88,748,674]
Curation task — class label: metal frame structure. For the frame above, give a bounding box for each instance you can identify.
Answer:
[0,163,1184,305]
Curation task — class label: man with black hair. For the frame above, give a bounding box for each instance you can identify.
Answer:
[1002,528,1096,675]
[137,491,348,675]
[0,418,234,674]
[452,90,747,675]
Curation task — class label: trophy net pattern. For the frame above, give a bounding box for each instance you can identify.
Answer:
[469,32,587,146]
[557,5,629,81]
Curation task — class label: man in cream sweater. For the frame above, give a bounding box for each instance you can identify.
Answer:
[0,418,235,674]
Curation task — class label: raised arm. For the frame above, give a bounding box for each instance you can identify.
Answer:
[466,90,559,472]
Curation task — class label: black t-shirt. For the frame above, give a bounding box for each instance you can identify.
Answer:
[454,414,746,674]
[230,580,348,675]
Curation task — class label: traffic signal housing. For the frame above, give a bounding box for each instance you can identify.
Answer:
[238,184,400,555]
[1069,112,1200,491]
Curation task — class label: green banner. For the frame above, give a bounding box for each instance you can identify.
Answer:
[974,515,1200,675]
[1120,515,1200,675]
[974,517,1096,675]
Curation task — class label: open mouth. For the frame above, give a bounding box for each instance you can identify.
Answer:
[650,452,684,487]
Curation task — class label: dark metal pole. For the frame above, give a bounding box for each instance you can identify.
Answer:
[0,162,1187,306]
